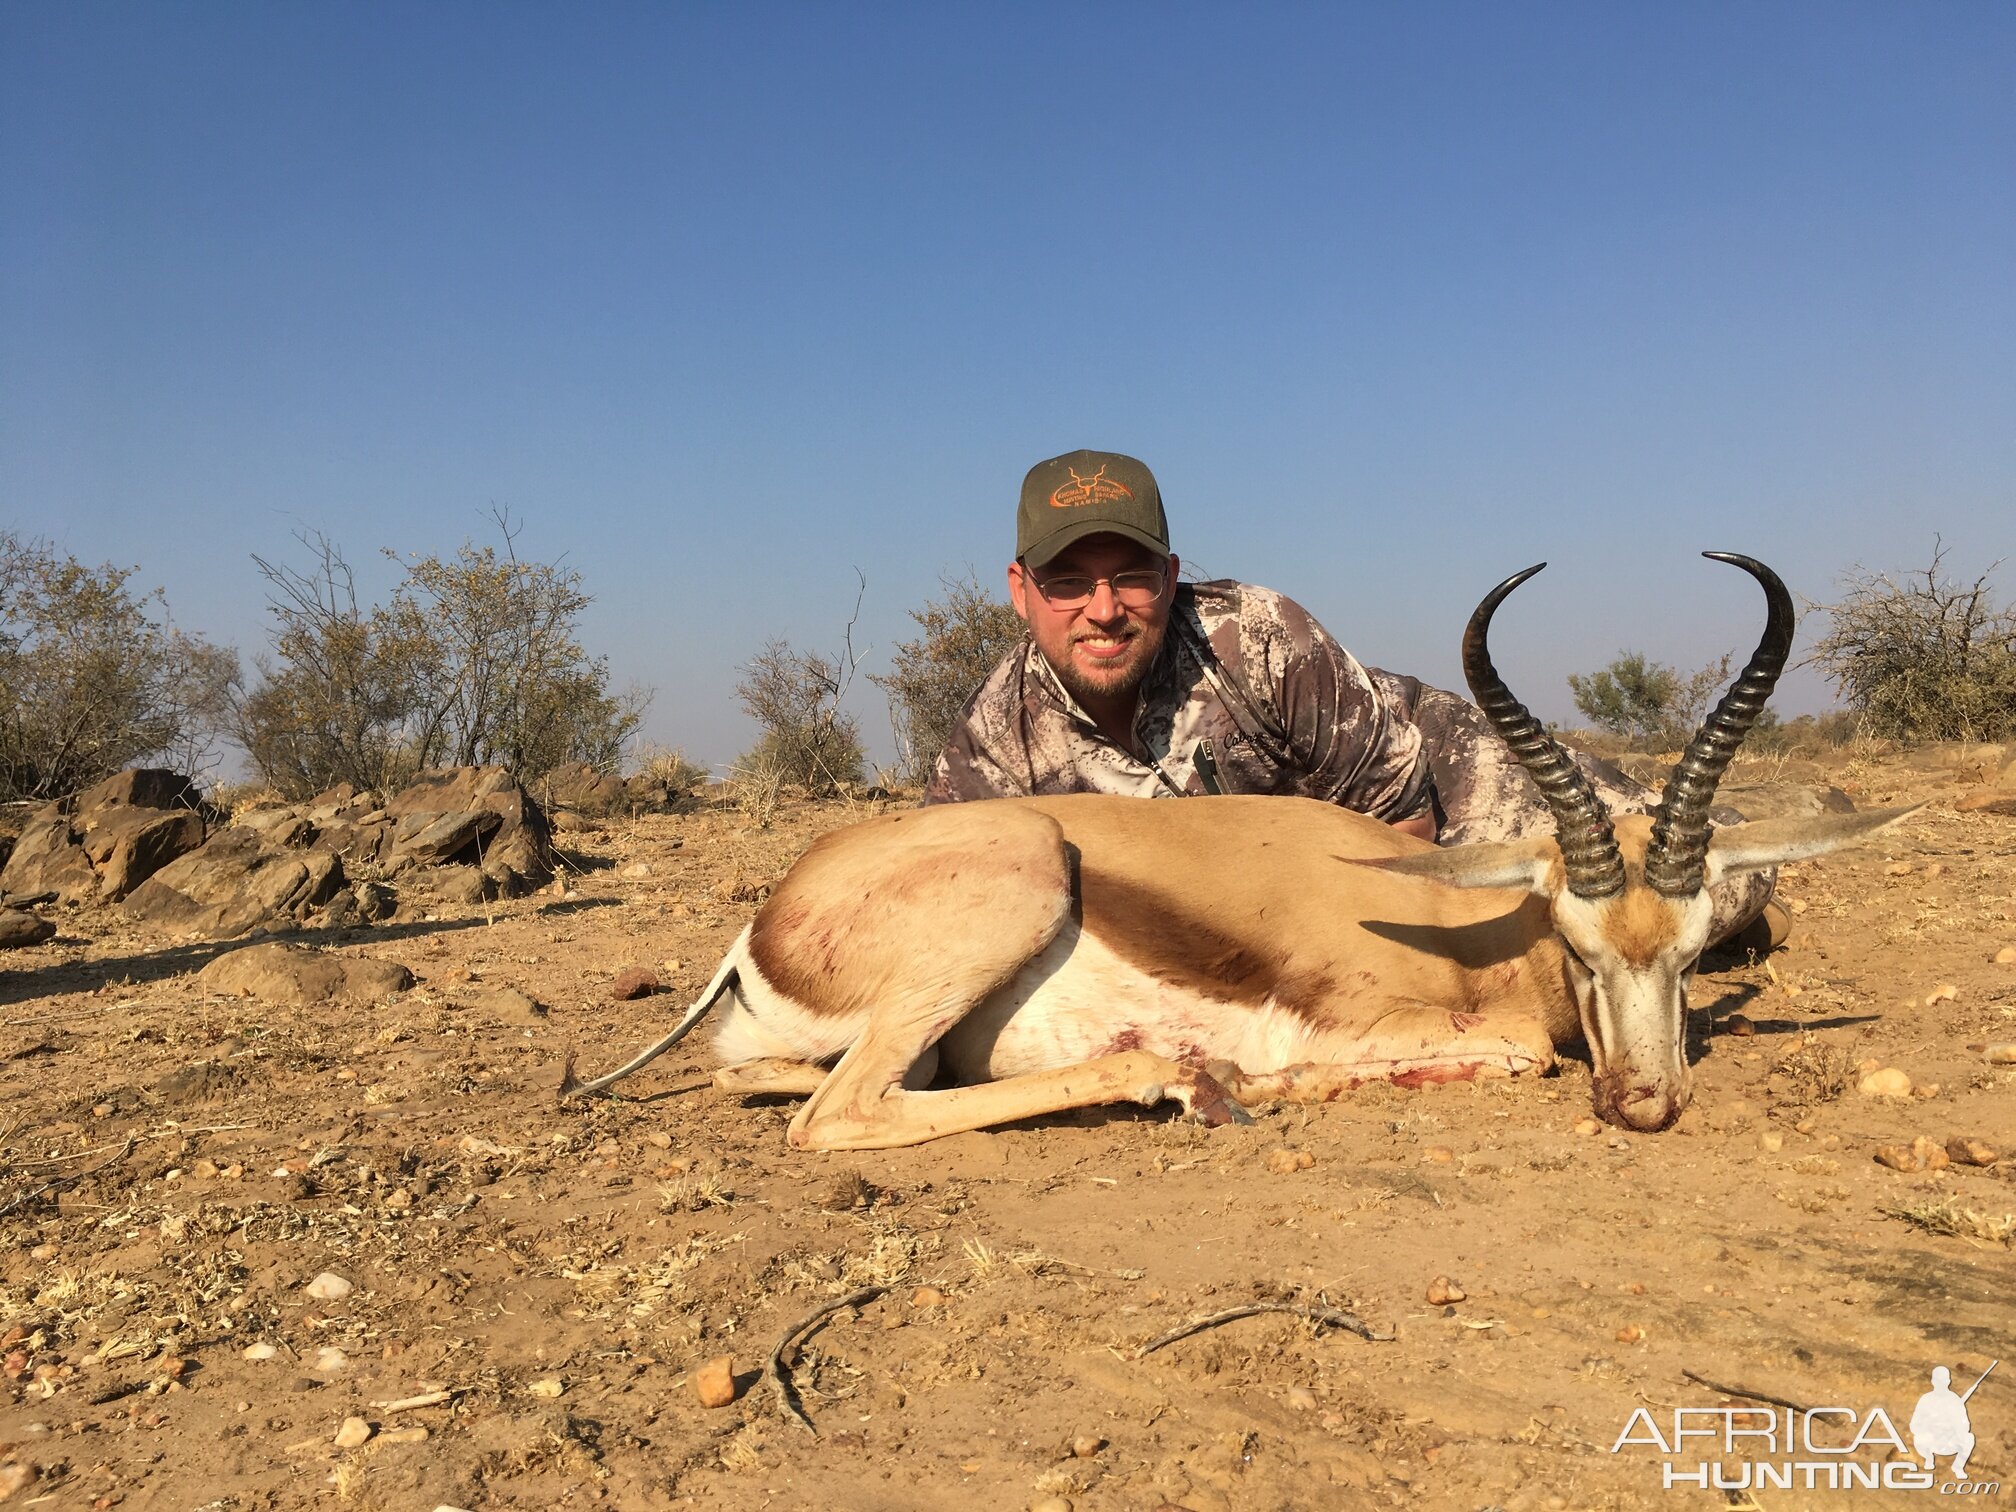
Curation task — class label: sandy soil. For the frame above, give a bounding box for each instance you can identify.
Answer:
[2,749,2012,1511]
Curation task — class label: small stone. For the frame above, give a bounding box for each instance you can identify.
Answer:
[1070,1433,1105,1456]
[1573,1117,1602,1136]
[381,1425,429,1444]
[1874,1144,1921,1172]
[1285,1386,1318,1412]
[610,967,660,1000]
[1909,1135,1950,1170]
[1758,1130,1784,1154]
[1946,1136,1999,1166]
[1725,1014,1757,1038]
[304,1272,354,1301]
[1616,1324,1646,1344]
[1857,1067,1912,1098]
[1030,1499,1073,1512]
[1426,1276,1466,1305]
[1924,983,1958,1006]
[1265,1148,1315,1173]
[29,1243,57,1261]
[309,1346,348,1373]
[243,1342,278,1362]
[619,861,653,879]
[1423,1146,1455,1164]
[525,1377,565,1399]
[1994,946,2016,965]
[334,1416,373,1449]
[1788,898,1808,914]
[1915,1082,1942,1099]
[910,1285,947,1308]
[1885,861,1913,876]
[692,1354,737,1408]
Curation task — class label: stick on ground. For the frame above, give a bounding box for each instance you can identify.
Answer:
[1135,1300,1393,1358]
[767,1285,888,1433]
[1680,1368,1815,1413]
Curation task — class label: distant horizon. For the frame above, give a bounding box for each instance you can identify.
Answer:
[7,4,2012,772]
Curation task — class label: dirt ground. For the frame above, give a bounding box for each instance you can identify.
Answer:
[2,748,2012,1512]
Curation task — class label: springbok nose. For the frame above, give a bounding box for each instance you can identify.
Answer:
[1596,1078,1686,1132]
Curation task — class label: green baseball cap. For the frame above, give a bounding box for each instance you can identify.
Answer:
[1016,449,1169,570]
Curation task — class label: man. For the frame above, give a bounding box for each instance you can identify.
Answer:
[924,448,1777,947]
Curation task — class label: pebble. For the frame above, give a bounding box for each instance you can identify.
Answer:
[1757,1130,1784,1154]
[1616,1324,1647,1344]
[1857,1067,1913,1098]
[1423,1146,1455,1164]
[1265,1148,1315,1173]
[1874,1136,1950,1173]
[1070,1433,1105,1456]
[1924,983,1958,1006]
[28,1243,56,1262]
[242,1342,278,1362]
[304,1272,354,1301]
[910,1286,947,1308]
[333,1416,373,1449]
[1945,1136,1999,1166]
[526,1377,566,1399]
[380,1426,430,1444]
[1886,861,1913,876]
[310,1347,349,1373]
[1285,1386,1318,1412]
[692,1354,737,1408]
[1725,1014,1757,1037]
[1426,1276,1466,1305]
[610,967,660,1000]
[1995,946,2016,964]
[1030,1499,1073,1512]
[619,861,653,879]
[1573,1117,1602,1137]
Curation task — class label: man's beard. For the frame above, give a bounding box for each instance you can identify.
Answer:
[1050,619,1167,709]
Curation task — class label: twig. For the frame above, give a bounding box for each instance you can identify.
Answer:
[1134,1300,1393,1359]
[0,1138,132,1218]
[1681,1368,1816,1413]
[2,1005,124,1028]
[766,1284,886,1433]
[369,1388,457,1413]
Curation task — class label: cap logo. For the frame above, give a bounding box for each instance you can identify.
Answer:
[1049,465,1133,509]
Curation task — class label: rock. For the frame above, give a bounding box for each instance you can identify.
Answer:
[1069,1433,1105,1456]
[691,1354,737,1408]
[0,1461,38,1500]
[1426,1276,1466,1305]
[0,812,98,904]
[1995,946,2016,964]
[1758,1130,1784,1153]
[910,1285,947,1308]
[1857,1067,1913,1098]
[334,1416,373,1449]
[409,863,492,905]
[1423,1146,1455,1163]
[619,861,653,880]
[198,944,412,1006]
[1924,983,1958,1006]
[304,1272,355,1301]
[526,1377,565,1399]
[1954,789,2016,815]
[390,810,502,869]
[243,1342,278,1361]
[610,967,659,1000]
[0,909,55,949]
[80,768,203,812]
[1030,1499,1073,1512]
[1265,1148,1315,1173]
[382,767,551,894]
[87,808,208,901]
[1725,1013,1757,1037]
[310,1346,349,1372]
[1616,1324,1647,1344]
[123,826,343,939]
[1945,1136,1999,1166]
[1874,1137,1949,1173]
[1573,1117,1601,1136]
[463,986,544,1021]
[380,1425,429,1444]
[536,761,630,816]
[155,1060,242,1103]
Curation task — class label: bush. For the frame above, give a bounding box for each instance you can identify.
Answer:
[0,531,237,801]
[872,574,1025,785]
[1566,650,1731,751]
[735,638,865,794]
[1807,546,2016,742]
[236,515,649,799]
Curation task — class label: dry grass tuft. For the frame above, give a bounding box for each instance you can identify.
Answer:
[1883,1195,2016,1245]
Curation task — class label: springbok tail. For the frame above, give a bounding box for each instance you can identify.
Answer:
[558,932,747,1100]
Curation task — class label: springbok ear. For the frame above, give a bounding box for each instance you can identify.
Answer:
[1704,804,1925,885]
[1351,838,1558,894]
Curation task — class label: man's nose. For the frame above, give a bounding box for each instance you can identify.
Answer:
[1083,577,1124,621]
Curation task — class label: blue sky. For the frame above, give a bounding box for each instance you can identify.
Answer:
[5,3,2013,770]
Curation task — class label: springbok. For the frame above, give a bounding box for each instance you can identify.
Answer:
[563,554,1914,1148]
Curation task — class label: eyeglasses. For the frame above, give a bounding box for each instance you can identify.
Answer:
[1029,568,1169,611]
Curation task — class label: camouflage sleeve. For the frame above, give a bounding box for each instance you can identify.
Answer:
[921,663,1034,805]
[1248,590,1433,820]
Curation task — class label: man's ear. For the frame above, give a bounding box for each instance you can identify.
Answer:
[1165,552,1180,586]
[1007,560,1032,624]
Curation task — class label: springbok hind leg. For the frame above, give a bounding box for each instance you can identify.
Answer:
[789,1022,1250,1151]
[717,1044,941,1100]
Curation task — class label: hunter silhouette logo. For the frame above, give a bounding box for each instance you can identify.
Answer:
[1048,465,1134,509]
[1609,1357,2000,1494]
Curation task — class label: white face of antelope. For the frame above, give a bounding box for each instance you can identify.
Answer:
[1549,879,1717,1133]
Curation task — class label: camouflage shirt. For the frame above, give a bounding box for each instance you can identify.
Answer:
[923,581,1434,821]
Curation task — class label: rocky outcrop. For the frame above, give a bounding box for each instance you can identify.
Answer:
[0,769,208,905]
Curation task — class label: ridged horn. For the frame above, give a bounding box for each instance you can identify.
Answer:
[1644,553,1794,897]
[1463,564,1625,899]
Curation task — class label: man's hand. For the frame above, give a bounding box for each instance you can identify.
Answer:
[1389,811,1437,843]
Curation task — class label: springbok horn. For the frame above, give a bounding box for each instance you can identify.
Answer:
[1463,564,1626,899]
[1644,553,1795,898]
